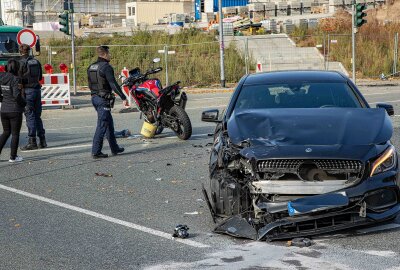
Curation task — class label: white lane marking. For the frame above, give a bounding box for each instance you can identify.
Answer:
[369,99,400,104]
[163,133,211,139]
[21,144,92,152]
[190,97,229,101]
[42,118,64,120]
[360,250,397,257]
[45,126,95,131]
[363,91,400,96]
[356,223,400,234]
[0,184,210,249]
[187,105,226,110]
[21,133,212,152]
[21,126,95,133]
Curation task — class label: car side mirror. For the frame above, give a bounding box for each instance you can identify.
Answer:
[202,109,221,123]
[376,103,394,116]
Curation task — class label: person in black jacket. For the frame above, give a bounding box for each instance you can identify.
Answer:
[88,45,128,159]
[18,43,46,151]
[0,59,27,162]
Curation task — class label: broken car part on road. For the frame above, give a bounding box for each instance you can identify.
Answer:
[202,71,400,241]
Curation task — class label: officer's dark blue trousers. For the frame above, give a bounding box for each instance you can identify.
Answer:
[91,95,119,155]
[24,88,45,138]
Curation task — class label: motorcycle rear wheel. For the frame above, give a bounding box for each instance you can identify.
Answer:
[169,105,192,140]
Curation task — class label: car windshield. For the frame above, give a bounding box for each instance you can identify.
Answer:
[235,82,362,110]
[0,32,19,54]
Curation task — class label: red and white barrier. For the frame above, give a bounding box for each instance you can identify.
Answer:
[40,73,71,107]
[256,61,263,73]
[121,67,133,107]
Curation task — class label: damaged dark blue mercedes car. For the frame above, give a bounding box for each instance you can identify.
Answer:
[201,70,400,241]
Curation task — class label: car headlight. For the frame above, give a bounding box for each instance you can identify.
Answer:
[370,146,396,177]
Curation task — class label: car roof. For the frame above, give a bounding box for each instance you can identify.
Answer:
[243,70,348,85]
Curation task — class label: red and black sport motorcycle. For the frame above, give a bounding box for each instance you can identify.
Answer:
[121,59,192,140]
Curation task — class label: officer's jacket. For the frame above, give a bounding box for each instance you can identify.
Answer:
[0,72,26,113]
[19,55,43,89]
[87,57,126,100]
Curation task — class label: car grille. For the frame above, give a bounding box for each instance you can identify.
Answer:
[257,159,363,174]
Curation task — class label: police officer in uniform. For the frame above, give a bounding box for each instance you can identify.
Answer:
[88,46,128,159]
[18,44,46,150]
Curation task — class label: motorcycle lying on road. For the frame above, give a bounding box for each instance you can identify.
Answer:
[120,58,192,140]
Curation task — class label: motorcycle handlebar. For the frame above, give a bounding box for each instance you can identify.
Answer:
[146,67,163,75]
[121,67,163,86]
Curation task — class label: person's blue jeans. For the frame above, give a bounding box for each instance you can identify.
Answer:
[24,88,45,138]
[92,95,119,155]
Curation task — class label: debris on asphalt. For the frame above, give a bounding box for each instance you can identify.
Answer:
[156,178,163,181]
[166,163,172,166]
[95,173,113,177]
[171,180,183,184]
[172,224,189,239]
[184,211,199,215]
[196,199,204,202]
[287,238,312,248]
[192,144,203,148]
[127,134,142,139]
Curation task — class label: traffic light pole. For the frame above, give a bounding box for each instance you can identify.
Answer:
[70,11,77,95]
[352,0,356,83]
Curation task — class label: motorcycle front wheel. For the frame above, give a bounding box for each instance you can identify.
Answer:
[169,105,192,140]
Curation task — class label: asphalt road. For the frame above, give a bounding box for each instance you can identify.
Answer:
[1,85,400,270]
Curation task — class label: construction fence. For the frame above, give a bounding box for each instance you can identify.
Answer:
[37,32,400,89]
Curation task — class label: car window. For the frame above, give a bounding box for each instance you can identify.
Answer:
[234,82,362,109]
[0,33,19,53]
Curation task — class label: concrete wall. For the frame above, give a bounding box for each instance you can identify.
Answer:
[135,1,194,26]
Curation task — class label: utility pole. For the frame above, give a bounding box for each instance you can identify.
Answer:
[218,0,225,87]
[394,32,398,76]
[351,0,356,83]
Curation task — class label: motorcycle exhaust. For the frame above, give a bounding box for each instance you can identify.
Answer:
[179,92,187,110]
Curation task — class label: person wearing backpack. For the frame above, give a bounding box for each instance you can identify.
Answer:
[18,43,46,150]
[0,59,27,162]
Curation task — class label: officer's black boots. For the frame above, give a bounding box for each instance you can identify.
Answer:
[39,136,47,149]
[92,152,109,159]
[112,147,125,156]
[21,137,38,151]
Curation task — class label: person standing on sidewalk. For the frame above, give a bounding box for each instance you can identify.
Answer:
[18,43,47,150]
[0,59,27,162]
[88,45,128,159]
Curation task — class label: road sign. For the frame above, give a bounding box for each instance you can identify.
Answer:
[16,29,37,47]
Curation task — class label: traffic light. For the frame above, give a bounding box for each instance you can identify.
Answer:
[355,3,367,28]
[59,11,70,35]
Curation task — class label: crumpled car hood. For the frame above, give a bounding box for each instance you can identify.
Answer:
[228,108,392,147]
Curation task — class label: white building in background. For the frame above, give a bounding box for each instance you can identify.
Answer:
[1,0,128,27]
[126,0,194,26]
